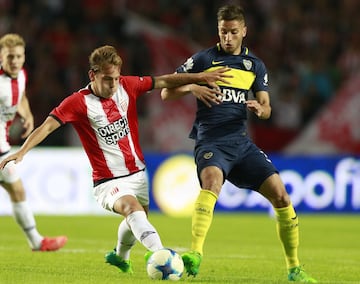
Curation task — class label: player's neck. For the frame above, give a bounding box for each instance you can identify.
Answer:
[89,83,98,97]
[0,67,18,79]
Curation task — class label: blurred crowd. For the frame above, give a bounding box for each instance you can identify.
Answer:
[1,0,360,151]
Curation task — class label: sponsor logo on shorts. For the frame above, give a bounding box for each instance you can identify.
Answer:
[203,152,213,159]
[110,187,119,196]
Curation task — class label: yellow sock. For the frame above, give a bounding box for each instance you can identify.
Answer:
[274,204,300,269]
[191,189,217,255]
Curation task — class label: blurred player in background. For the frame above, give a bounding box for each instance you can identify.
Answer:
[161,4,317,283]
[0,45,229,273]
[0,33,67,251]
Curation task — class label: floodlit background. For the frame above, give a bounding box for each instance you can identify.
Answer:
[3,0,359,153]
[1,0,359,215]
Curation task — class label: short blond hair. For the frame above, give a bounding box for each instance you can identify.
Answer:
[0,33,26,50]
[89,45,122,72]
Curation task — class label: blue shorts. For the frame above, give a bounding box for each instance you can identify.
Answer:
[194,138,278,191]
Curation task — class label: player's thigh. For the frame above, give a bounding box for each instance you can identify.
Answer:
[258,174,290,207]
[93,171,149,213]
[199,166,224,193]
[113,195,144,216]
[227,145,277,191]
[0,158,21,184]
[194,143,234,181]
[0,158,24,200]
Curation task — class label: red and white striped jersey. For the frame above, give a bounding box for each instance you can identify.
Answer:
[50,75,154,182]
[0,67,27,153]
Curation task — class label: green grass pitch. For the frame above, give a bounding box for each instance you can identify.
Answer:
[0,213,359,284]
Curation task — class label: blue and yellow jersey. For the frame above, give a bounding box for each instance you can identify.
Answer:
[176,43,269,142]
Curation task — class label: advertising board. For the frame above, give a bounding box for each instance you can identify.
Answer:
[0,149,358,215]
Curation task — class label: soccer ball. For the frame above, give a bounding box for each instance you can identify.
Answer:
[146,248,184,281]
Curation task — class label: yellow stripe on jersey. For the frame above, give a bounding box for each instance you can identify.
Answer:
[205,66,256,90]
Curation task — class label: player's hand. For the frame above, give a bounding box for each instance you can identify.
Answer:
[0,152,24,170]
[20,117,34,139]
[200,67,232,85]
[190,84,223,107]
[245,100,264,118]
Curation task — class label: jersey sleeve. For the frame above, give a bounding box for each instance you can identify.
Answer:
[120,76,154,98]
[251,60,269,93]
[176,51,208,74]
[50,92,86,124]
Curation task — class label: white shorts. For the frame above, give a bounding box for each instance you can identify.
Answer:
[93,170,149,212]
[0,152,20,183]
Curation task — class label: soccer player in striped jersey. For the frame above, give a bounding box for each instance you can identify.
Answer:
[161,4,317,283]
[0,33,67,251]
[0,44,230,273]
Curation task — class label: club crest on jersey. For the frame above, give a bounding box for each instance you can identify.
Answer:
[120,100,127,112]
[243,59,252,70]
[203,152,213,159]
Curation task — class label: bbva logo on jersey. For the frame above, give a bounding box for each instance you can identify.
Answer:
[219,88,246,103]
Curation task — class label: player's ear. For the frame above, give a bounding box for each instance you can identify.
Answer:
[88,69,95,81]
[242,26,247,38]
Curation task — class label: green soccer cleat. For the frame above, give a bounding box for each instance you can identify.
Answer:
[181,251,202,277]
[288,266,317,283]
[105,251,133,274]
[144,250,153,263]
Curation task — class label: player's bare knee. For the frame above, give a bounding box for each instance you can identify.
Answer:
[201,182,222,195]
[270,192,291,208]
[114,197,144,217]
[2,183,26,201]
[200,167,223,192]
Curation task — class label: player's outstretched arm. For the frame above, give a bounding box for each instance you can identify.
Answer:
[153,67,231,89]
[0,116,61,170]
[161,84,223,108]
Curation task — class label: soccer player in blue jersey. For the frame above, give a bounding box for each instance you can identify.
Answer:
[161,4,317,283]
